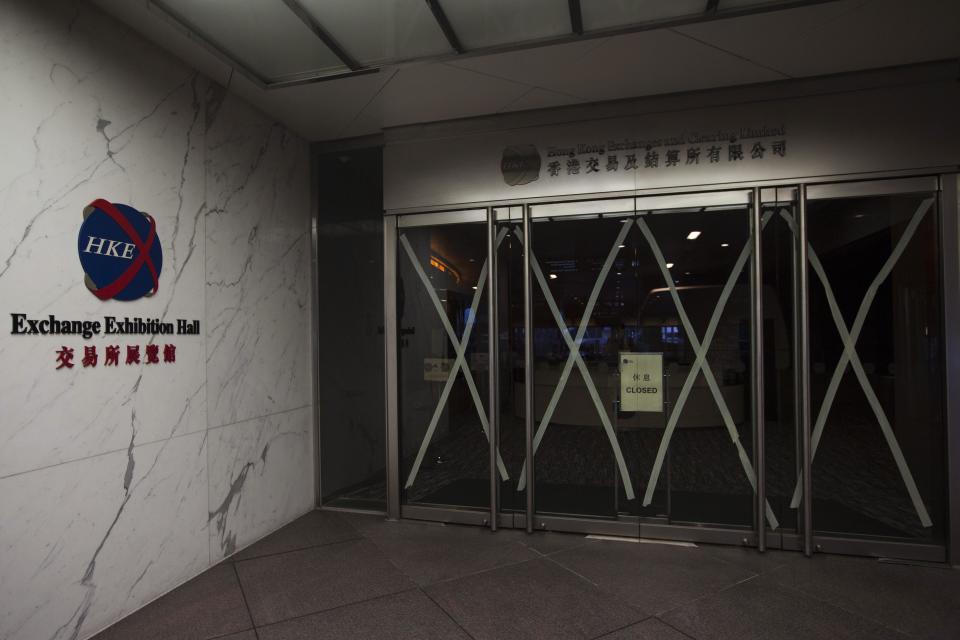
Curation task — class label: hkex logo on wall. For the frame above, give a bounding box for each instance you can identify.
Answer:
[78,199,162,301]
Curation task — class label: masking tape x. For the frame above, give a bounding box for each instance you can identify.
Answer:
[514,220,636,499]
[637,213,779,529]
[401,229,509,489]
[782,199,933,528]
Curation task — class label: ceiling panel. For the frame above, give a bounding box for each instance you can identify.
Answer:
[230,68,395,141]
[675,0,960,78]
[582,0,707,31]
[440,0,572,49]
[451,28,785,103]
[356,63,532,129]
[159,0,347,81]
[95,0,960,141]
[297,0,452,66]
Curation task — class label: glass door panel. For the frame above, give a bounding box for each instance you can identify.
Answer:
[511,193,762,530]
[527,212,631,519]
[634,199,755,529]
[804,187,946,543]
[397,218,492,510]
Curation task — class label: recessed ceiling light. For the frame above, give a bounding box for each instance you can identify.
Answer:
[687,231,702,240]
[666,262,674,269]
[549,273,558,279]
[721,243,729,247]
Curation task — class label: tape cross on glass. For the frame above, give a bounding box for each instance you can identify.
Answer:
[637,212,780,529]
[514,220,636,499]
[400,229,510,490]
[781,199,934,528]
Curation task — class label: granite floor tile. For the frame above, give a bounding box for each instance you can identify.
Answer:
[212,631,258,640]
[770,554,960,640]
[513,529,590,556]
[231,510,360,561]
[91,563,252,640]
[256,590,471,640]
[337,511,389,535]
[550,539,755,617]
[235,539,415,626]
[360,519,541,586]
[598,618,694,639]
[661,575,908,640]
[425,557,645,639]
[696,543,800,576]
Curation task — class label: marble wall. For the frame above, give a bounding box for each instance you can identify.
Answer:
[0,2,314,639]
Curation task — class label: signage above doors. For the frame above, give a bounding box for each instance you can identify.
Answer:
[383,69,960,212]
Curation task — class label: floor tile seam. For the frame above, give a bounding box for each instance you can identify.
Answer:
[230,562,260,640]
[207,627,256,640]
[358,528,543,589]
[417,585,480,640]
[231,535,366,566]
[654,616,700,640]
[769,576,920,639]
[542,553,603,589]
[540,553,654,622]
[418,550,547,588]
[344,528,433,586]
[332,510,382,539]
[698,549,789,576]
[652,572,763,619]
[531,538,591,557]
[587,614,655,639]
[249,586,422,633]
[228,533,364,564]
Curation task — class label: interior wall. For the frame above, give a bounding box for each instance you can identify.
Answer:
[0,2,314,639]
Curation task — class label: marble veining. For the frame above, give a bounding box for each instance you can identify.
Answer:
[204,91,311,429]
[208,406,314,561]
[0,2,314,639]
[0,0,208,477]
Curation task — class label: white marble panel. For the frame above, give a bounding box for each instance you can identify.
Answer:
[0,430,208,640]
[207,406,314,561]
[205,89,311,428]
[0,0,206,477]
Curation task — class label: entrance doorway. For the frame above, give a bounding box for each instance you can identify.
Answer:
[384,178,949,561]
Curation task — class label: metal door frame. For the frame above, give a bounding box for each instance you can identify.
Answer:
[381,174,956,563]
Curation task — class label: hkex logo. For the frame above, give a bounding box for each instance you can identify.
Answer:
[78,199,162,301]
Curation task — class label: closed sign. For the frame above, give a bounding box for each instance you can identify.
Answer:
[620,353,663,412]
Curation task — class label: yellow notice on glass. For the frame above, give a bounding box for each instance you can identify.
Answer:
[424,358,455,382]
[619,353,663,412]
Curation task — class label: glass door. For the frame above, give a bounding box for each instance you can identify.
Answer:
[800,179,946,553]
[385,178,951,561]
[507,191,772,538]
[396,211,495,513]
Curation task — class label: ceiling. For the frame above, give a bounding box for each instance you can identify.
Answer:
[93,0,960,143]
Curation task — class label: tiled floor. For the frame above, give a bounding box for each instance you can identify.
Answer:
[91,510,960,640]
